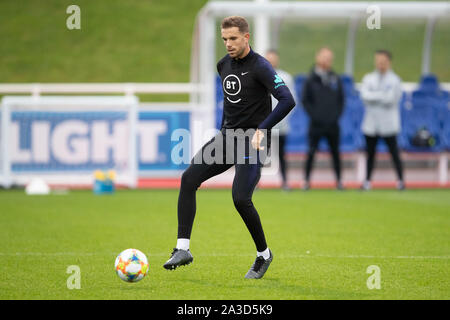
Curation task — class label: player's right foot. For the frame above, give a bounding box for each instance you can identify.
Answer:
[163,248,193,270]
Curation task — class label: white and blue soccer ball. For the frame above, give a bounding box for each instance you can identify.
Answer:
[115,249,149,282]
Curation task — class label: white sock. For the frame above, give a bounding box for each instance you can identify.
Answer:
[257,248,270,260]
[176,238,190,251]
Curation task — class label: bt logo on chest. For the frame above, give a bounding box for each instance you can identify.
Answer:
[223,74,242,103]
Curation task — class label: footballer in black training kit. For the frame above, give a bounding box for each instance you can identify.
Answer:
[163,16,295,279]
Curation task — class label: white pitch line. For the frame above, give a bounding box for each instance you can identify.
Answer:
[285,254,450,260]
[0,252,449,260]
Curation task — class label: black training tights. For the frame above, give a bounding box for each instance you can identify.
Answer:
[177,132,268,252]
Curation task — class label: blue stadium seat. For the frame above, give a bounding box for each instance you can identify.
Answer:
[294,74,306,100]
[286,104,310,153]
[437,90,449,130]
[340,76,365,152]
[419,74,440,95]
[443,102,450,150]
[433,90,449,131]
[383,91,412,152]
[347,93,365,151]
[398,90,443,152]
[416,74,448,130]
[340,74,358,98]
[285,75,308,153]
[215,75,224,129]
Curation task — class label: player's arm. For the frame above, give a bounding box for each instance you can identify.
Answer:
[255,60,296,130]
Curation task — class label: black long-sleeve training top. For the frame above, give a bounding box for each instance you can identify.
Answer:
[217,48,296,130]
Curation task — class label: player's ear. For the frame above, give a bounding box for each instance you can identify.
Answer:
[244,32,250,41]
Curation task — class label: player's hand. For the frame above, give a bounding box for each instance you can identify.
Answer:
[251,129,265,151]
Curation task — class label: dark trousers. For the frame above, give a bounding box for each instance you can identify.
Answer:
[364,134,404,181]
[278,134,287,184]
[177,131,268,252]
[305,123,341,182]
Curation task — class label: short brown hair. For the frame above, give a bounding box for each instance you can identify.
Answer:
[221,16,249,34]
[375,49,392,60]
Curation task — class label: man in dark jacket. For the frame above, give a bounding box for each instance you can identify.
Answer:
[301,47,344,190]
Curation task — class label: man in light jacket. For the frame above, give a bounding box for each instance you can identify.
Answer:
[266,49,296,191]
[360,49,405,190]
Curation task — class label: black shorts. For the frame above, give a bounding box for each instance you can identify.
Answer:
[191,128,270,166]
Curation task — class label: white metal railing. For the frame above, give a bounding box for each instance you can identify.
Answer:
[0,83,204,96]
[357,82,450,92]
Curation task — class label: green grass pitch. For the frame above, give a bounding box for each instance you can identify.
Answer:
[0,188,448,300]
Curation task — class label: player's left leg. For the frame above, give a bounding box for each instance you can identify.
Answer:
[232,155,273,279]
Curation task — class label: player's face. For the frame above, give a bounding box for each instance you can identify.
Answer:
[221,27,250,59]
[375,53,391,73]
